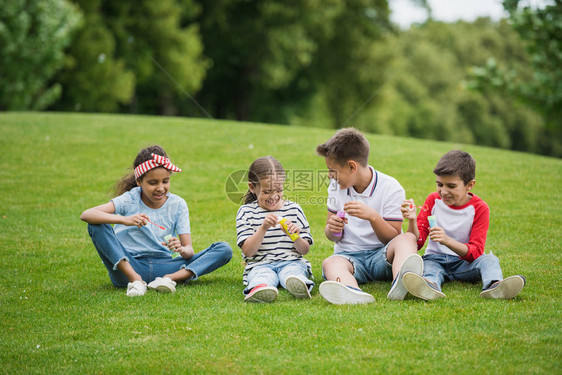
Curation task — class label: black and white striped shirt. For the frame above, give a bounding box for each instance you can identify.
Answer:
[236,200,313,285]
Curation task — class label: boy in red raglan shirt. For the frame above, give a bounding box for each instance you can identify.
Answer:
[400,150,525,300]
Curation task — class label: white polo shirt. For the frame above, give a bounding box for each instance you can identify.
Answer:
[327,166,405,253]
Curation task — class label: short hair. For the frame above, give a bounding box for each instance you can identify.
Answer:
[316,128,369,166]
[433,150,476,185]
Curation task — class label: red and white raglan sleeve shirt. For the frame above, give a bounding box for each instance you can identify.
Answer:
[416,192,489,262]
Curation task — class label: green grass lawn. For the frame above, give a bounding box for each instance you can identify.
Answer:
[0,112,560,374]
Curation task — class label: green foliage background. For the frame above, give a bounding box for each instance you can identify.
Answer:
[0,0,560,156]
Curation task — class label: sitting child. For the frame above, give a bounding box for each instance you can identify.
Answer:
[400,150,525,300]
[236,156,314,303]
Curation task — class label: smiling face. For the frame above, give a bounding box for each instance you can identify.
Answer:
[137,167,171,209]
[250,175,285,211]
[436,174,475,207]
[325,157,356,190]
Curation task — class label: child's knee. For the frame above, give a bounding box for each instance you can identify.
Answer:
[322,256,349,273]
[479,253,500,267]
[212,242,233,262]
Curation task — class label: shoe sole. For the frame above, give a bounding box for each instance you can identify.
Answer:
[402,272,445,300]
[148,279,177,293]
[153,284,176,293]
[480,275,525,299]
[244,287,278,303]
[319,281,374,305]
[285,276,311,299]
[387,254,424,300]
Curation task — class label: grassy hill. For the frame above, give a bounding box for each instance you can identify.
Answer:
[0,112,560,374]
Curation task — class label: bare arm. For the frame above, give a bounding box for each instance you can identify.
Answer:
[163,233,195,260]
[324,211,347,242]
[240,213,278,257]
[80,202,151,228]
[401,200,420,240]
[429,228,469,257]
[344,201,401,245]
[283,219,310,255]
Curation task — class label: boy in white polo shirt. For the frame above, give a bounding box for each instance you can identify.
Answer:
[316,128,424,304]
[401,150,525,300]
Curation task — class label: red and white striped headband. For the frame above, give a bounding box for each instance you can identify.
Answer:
[134,153,182,179]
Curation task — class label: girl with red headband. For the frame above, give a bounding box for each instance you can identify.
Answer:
[80,145,232,297]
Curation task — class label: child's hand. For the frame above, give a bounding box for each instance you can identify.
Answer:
[401,199,417,220]
[328,213,348,235]
[283,220,301,236]
[343,201,376,221]
[162,236,181,252]
[124,213,150,228]
[261,213,278,230]
[429,227,449,245]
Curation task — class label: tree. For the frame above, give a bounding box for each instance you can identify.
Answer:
[368,18,546,154]
[468,0,562,156]
[53,0,135,112]
[0,0,81,110]
[51,0,208,115]
[193,0,393,124]
[102,0,209,115]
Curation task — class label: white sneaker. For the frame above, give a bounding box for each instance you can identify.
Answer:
[402,272,446,300]
[479,275,525,299]
[126,280,147,297]
[147,277,177,293]
[387,254,424,300]
[285,276,311,299]
[244,284,278,303]
[319,281,374,305]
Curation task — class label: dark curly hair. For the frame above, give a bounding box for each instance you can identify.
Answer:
[114,145,168,196]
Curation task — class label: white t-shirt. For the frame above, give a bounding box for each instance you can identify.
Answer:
[327,166,405,253]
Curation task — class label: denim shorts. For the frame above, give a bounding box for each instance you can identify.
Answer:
[326,244,393,284]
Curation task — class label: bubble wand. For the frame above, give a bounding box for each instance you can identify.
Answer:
[146,218,165,230]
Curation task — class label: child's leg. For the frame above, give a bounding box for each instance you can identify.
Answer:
[87,224,146,287]
[278,261,314,291]
[322,255,358,288]
[402,254,448,300]
[422,255,448,291]
[244,265,280,294]
[154,242,233,282]
[452,253,503,289]
[385,233,423,300]
[386,233,419,279]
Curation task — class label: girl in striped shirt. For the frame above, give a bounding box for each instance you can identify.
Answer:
[236,156,314,302]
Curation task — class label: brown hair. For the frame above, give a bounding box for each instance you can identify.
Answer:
[316,128,369,166]
[433,150,476,185]
[243,156,285,204]
[115,145,168,196]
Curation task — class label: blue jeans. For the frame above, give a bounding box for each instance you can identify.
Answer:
[88,224,232,287]
[327,245,393,284]
[244,260,314,294]
[422,253,503,291]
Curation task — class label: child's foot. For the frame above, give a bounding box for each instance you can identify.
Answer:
[285,276,311,299]
[387,253,423,300]
[126,280,147,297]
[148,277,177,293]
[244,284,278,303]
[319,280,374,305]
[402,272,446,300]
[479,275,525,299]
